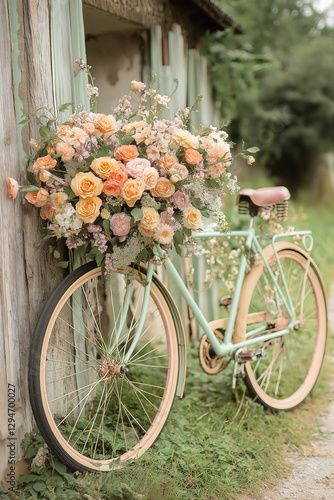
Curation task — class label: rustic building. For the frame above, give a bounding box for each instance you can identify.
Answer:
[0,0,238,482]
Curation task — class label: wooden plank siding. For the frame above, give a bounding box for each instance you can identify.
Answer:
[0,0,64,480]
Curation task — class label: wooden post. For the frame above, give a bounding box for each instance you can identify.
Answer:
[0,0,65,480]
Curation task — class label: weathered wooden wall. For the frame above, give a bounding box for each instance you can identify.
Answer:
[0,0,65,481]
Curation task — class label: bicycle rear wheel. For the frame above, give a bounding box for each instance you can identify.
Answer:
[29,262,179,472]
[241,247,327,411]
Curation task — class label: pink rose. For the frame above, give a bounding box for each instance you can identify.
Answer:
[126,158,151,179]
[110,212,131,241]
[172,191,189,210]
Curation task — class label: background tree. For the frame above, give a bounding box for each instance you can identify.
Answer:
[207,0,334,192]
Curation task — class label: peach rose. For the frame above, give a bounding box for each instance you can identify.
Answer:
[7,178,19,199]
[32,155,57,174]
[57,124,71,139]
[95,114,119,137]
[25,188,49,207]
[91,157,120,179]
[158,153,179,173]
[121,178,144,207]
[39,169,51,182]
[114,145,139,163]
[82,122,95,135]
[56,142,75,162]
[76,196,102,223]
[183,206,202,230]
[71,172,103,198]
[40,203,57,220]
[50,192,68,210]
[185,148,203,165]
[103,163,128,197]
[138,207,160,237]
[208,162,226,179]
[151,177,175,198]
[206,142,231,164]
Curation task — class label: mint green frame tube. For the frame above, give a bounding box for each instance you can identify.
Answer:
[117,223,312,361]
[155,225,311,357]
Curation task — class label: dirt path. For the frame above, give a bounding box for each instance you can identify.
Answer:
[241,283,334,500]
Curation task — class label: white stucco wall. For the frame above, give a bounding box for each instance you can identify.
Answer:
[85,31,144,114]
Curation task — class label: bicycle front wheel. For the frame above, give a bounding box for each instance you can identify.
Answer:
[29,262,179,472]
[240,247,327,411]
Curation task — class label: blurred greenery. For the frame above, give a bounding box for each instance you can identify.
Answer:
[206,0,334,193]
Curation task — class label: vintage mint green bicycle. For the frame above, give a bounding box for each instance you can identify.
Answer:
[29,186,327,472]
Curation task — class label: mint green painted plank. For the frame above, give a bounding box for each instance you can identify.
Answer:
[69,0,90,110]
[168,29,187,112]
[51,0,74,121]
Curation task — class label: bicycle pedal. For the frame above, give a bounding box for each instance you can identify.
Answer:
[219,296,232,311]
[234,347,266,363]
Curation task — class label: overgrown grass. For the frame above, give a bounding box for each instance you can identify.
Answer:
[3,340,333,500]
[3,171,334,499]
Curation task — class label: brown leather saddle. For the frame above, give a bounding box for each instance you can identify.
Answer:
[236,186,291,218]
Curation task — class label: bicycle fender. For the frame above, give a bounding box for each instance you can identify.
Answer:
[233,241,326,344]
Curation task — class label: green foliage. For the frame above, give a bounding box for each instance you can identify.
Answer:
[201,28,274,121]
[240,37,334,190]
[208,0,334,190]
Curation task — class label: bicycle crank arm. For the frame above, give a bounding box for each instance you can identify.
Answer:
[233,347,266,363]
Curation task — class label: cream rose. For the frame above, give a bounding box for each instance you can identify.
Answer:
[138,207,160,237]
[183,206,202,230]
[142,167,159,189]
[121,178,145,207]
[151,177,175,198]
[50,192,68,210]
[76,196,102,223]
[39,170,51,182]
[71,172,103,198]
[65,127,89,148]
[172,129,199,149]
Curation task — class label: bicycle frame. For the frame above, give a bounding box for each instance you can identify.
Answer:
[120,218,313,363]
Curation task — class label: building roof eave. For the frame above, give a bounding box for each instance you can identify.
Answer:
[171,0,242,34]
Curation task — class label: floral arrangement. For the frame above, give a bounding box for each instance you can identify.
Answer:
[7,64,256,275]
